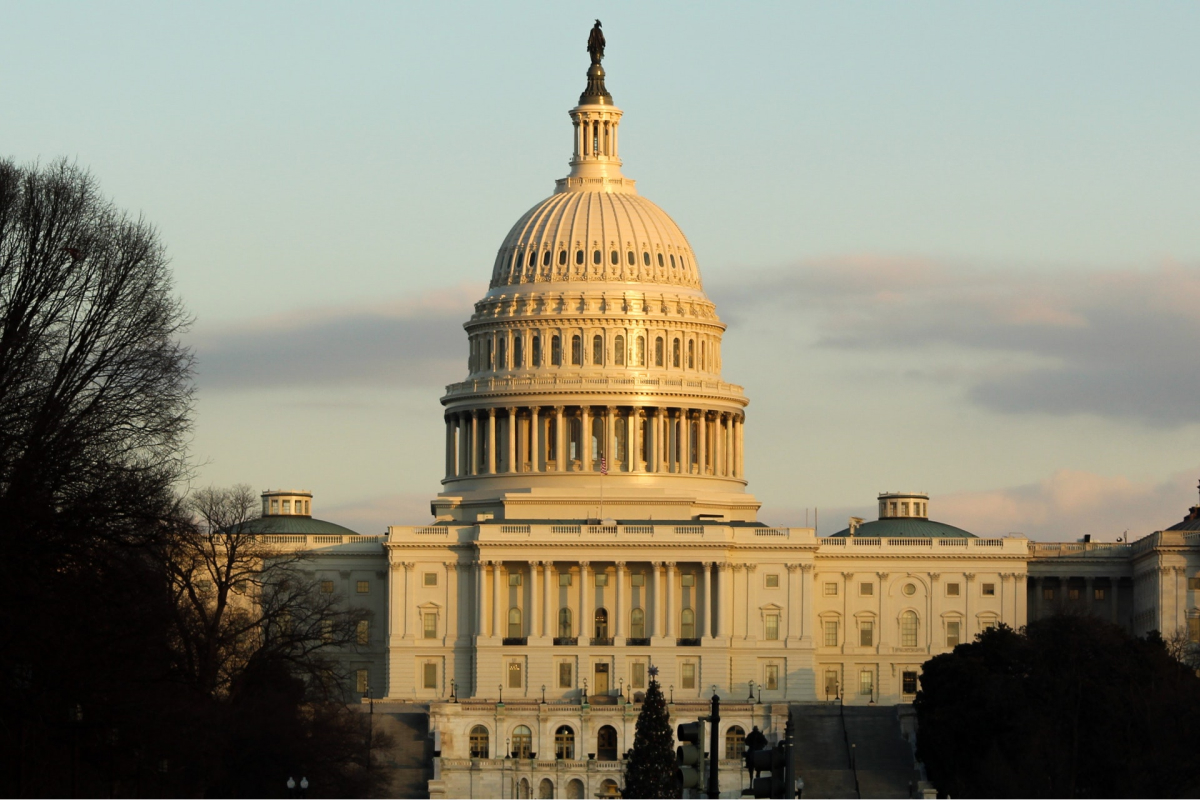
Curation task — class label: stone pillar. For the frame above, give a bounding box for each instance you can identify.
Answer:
[648,409,660,473]
[651,562,663,637]
[606,406,616,469]
[699,562,710,638]
[491,561,502,638]
[726,413,734,476]
[486,409,497,474]
[964,573,975,637]
[542,562,553,638]
[530,406,541,473]
[719,564,732,638]
[580,562,591,640]
[529,561,539,638]
[706,562,717,638]
[681,411,692,474]
[458,412,469,477]
[615,561,626,639]
[630,409,642,473]
[735,415,744,478]
[786,564,799,642]
[744,564,757,639]
[698,411,708,475]
[403,563,415,639]
[468,411,479,475]
[505,407,516,473]
[446,563,459,640]
[445,416,455,478]
[730,564,744,638]
[474,561,484,636]
[581,407,592,472]
[800,564,814,640]
[555,406,566,472]
[665,562,676,637]
[392,562,407,639]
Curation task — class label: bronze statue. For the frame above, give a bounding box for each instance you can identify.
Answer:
[587,20,605,64]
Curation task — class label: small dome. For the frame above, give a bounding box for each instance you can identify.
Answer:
[489,190,701,291]
[233,515,364,537]
[827,518,977,539]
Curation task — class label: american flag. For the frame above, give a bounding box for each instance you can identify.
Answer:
[600,456,608,475]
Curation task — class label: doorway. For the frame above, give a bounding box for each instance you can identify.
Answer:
[594,662,610,695]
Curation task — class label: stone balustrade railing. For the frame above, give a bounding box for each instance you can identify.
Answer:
[443,373,746,399]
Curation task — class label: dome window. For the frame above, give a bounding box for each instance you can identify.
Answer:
[592,335,603,365]
[571,335,582,366]
[687,340,695,369]
[672,338,681,368]
[610,250,619,265]
[614,335,625,366]
[655,337,664,367]
[634,335,645,366]
[658,253,665,267]
[576,249,585,265]
[513,335,524,368]
[627,251,635,266]
[528,250,537,267]
[531,334,541,367]
[593,249,602,265]
[643,251,651,266]
[542,250,551,267]
[670,254,676,268]
[551,335,562,366]
[559,250,568,266]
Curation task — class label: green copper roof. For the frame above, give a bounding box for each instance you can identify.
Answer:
[826,518,977,539]
[232,516,363,537]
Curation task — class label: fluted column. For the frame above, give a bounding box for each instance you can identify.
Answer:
[529,561,539,638]
[630,409,641,473]
[681,411,692,474]
[486,409,497,474]
[734,414,744,477]
[606,406,616,469]
[580,562,591,640]
[615,561,626,639]
[555,406,566,472]
[698,411,708,475]
[724,413,733,476]
[446,562,459,640]
[491,561,501,638]
[470,411,479,475]
[743,564,757,639]
[665,562,676,637]
[718,564,731,638]
[458,412,469,477]
[474,561,484,636]
[543,562,553,638]
[651,562,663,637]
[648,409,660,472]
[581,407,592,472]
[530,406,541,473]
[507,407,517,473]
[702,562,713,638]
[445,417,455,478]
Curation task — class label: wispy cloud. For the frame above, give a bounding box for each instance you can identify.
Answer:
[713,258,1200,426]
[191,284,482,391]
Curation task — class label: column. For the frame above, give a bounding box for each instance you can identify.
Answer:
[698,411,707,475]
[403,563,415,639]
[734,415,744,477]
[581,407,592,472]
[630,409,642,473]
[743,564,757,639]
[665,411,675,473]
[730,564,744,638]
[530,406,540,473]
[800,564,813,640]
[458,413,469,477]
[615,561,626,639]
[606,406,616,469]
[470,411,479,475]
[719,564,732,638]
[648,409,660,473]
[964,573,975,636]
[580,562,591,641]
[445,417,455,478]
[491,561,502,638]
[555,407,566,472]
[698,562,710,638]
[928,573,939,649]
[391,562,407,639]
[725,413,734,476]
[507,407,517,473]
[446,563,459,640]
[665,562,676,637]
[1032,576,1043,620]
[474,561,484,636]
[651,562,663,637]
[680,411,691,474]
[486,409,497,474]
[543,562,553,638]
[704,562,715,638]
[786,564,799,642]
[714,413,724,477]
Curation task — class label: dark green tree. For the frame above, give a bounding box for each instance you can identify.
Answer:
[623,666,679,798]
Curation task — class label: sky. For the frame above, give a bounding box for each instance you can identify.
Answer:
[4,1,1199,539]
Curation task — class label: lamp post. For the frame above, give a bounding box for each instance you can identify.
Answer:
[619,678,625,703]
[582,677,588,703]
[747,680,756,703]
[757,686,763,705]
[499,683,504,704]
[669,685,674,703]
[541,684,547,704]
[450,678,457,703]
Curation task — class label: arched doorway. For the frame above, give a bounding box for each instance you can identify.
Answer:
[594,608,608,639]
[517,778,531,798]
[567,778,585,798]
[538,778,554,799]
[725,725,746,760]
[469,725,489,758]
[555,725,575,760]
[597,725,618,761]
[512,725,533,758]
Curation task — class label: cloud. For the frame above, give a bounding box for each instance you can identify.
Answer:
[712,258,1200,426]
[191,284,482,391]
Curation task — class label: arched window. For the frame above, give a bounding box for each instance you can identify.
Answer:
[576,249,585,265]
[542,250,551,267]
[551,335,562,366]
[681,608,695,639]
[592,249,601,265]
[614,335,625,365]
[627,251,635,266]
[901,611,919,647]
[655,336,664,367]
[657,252,664,267]
[569,416,581,462]
[469,725,490,758]
[566,778,585,798]
[513,725,533,758]
[555,726,576,760]
[518,778,531,798]
[599,779,618,797]
[597,725,618,760]
[487,339,494,370]
[508,607,522,638]
[538,778,554,799]
[571,335,582,366]
[531,334,541,367]
[592,334,603,365]
[513,335,523,368]
[610,250,619,265]
[725,725,746,760]
[672,339,681,368]
[558,607,573,638]
[635,336,645,366]
[700,340,706,370]
[687,340,695,369]
[559,250,568,266]
[670,253,676,268]
[643,251,651,266]
[498,337,507,369]
[630,608,645,639]
[594,608,609,639]
[615,419,627,463]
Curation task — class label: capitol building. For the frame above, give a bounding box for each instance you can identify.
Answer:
[257,27,1200,800]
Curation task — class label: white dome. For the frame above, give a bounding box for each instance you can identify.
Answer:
[489,190,701,291]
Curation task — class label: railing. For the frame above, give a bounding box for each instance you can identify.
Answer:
[755,528,788,537]
[624,525,654,535]
[937,539,967,547]
[626,637,651,646]
[553,637,578,646]
[973,539,1003,547]
[500,524,530,534]
[258,533,386,545]
[674,526,704,535]
[414,527,446,535]
[590,637,615,646]
[851,538,882,546]
[502,637,528,646]
[587,526,618,536]
[676,638,701,647]
[552,525,581,535]
[442,374,746,398]
[258,534,307,543]
[889,538,932,546]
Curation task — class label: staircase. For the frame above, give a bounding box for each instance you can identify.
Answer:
[790,705,920,799]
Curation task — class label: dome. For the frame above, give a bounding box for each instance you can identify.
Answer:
[826,518,977,539]
[488,190,702,291]
[233,515,363,537]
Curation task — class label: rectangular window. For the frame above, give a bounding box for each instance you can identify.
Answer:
[984,620,997,632]
[824,582,838,597]
[765,614,779,641]
[765,574,780,588]
[1043,588,1055,601]
[632,661,646,689]
[559,661,573,688]
[1190,618,1200,644]
[902,671,918,695]
[824,669,839,698]
[1068,587,1080,601]
[356,620,370,645]
[946,621,960,647]
[946,583,960,597]
[681,662,696,689]
[823,620,838,647]
[509,573,522,587]
[270,499,279,514]
[982,583,996,596]
[356,669,369,694]
[859,582,874,596]
[320,580,334,594]
[559,573,572,587]
[1189,578,1200,591]
[765,664,779,691]
[356,580,370,594]
[595,573,608,587]
[508,661,523,689]
[282,499,291,513]
[631,573,645,587]
[1094,587,1106,601]
[424,572,438,587]
[860,669,873,696]
[423,612,437,639]
[860,621,874,647]
[423,662,437,689]
[681,574,695,588]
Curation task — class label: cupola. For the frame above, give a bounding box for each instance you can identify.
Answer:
[878,492,929,520]
[261,489,313,517]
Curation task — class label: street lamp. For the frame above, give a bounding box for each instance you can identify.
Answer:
[450,678,457,703]
[747,680,756,703]
[757,686,763,705]
[669,685,674,703]
[582,677,588,702]
[498,683,504,704]
[541,684,547,704]
[619,678,625,703]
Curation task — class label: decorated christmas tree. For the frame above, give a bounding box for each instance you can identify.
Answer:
[623,665,680,798]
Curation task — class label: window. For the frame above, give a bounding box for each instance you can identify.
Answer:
[356,669,369,694]
[860,620,874,647]
[321,620,334,642]
[765,664,779,690]
[282,499,291,513]
[555,726,575,760]
[508,660,523,689]
[592,334,604,365]
[614,335,624,365]
[1190,578,1200,591]
[514,335,523,367]
[594,608,608,639]
[611,250,619,265]
[765,574,780,588]
[680,608,695,639]
[824,582,838,597]
[1043,587,1055,601]
[681,662,696,689]
[509,607,523,638]
[551,335,562,366]
[765,614,779,641]
[595,573,608,587]
[631,573,645,587]
[423,662,437,689]
[559,661,573,688]
[631,661,645,689]
[1190,618,1200,644]
[903,583,916,596]
[725,726,745,760]
[946,620,961,647]
[576,249,584,265]
[270,499,279,514]
[901,611,918,647]
[627,250,635,266]
[509,573,522,586]
[860,669,874,696]
[902,671,918,695]
[681,573,695,588]
[824,620,838,647]
[356,620,370,645]
[357,580,370,594]
[1094,587,1106,601]
[571,335,582,365]
[630,608,645,639]
[672,338,681,367]
[634,336,645,366]
[670,253,676,268]
[513,726,533,758]
[559,250,567,266]
[946,583,960,596]
[320,580,334,593]
[532,334,541,367]
[528,249,537,267]
[982,583,996,596]
[859,582,874,596]
[593,249,601,265]
[983,619,998,632]
[424,612,437,639]
[655,337,664,367]
[470,725,490,758]
[643,251,650,266]
[1068,587,1080,601]
[558,608,573,638]
[824,669,839,699]
[687,340,695,369]
[559,573,572,587]
[543,250,551,267]
[498,337,507,369]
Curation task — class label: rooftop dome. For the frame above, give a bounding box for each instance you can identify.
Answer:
[827,492,977,538]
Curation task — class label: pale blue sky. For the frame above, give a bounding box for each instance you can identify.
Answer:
[5,2,1199,537]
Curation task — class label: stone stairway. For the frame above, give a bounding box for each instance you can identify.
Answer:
[790,705,920,799]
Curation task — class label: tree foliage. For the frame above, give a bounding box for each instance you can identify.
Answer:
[915,615,1200,798]
[624,671,679,799]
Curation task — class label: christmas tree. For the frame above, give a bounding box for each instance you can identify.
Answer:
[623,665,680,798]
